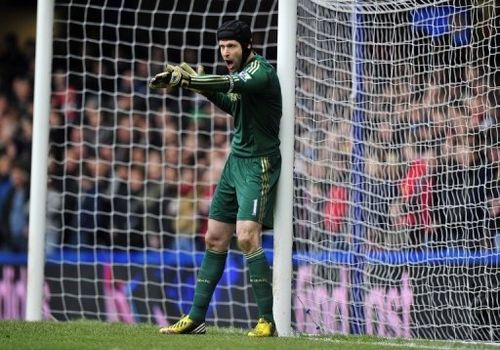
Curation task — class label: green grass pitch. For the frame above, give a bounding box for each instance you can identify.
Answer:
[0,320,499,350]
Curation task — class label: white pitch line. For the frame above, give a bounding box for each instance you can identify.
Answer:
[306,336,500,350]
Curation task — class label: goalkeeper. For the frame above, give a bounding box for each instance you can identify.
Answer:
[150,19,282,337]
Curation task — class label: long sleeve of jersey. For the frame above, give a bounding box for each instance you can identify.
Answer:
[189,55,282,158]
[189,57,274,114]
[190,61,270,94]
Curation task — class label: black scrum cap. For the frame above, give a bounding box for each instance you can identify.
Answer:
[217,20,252,46]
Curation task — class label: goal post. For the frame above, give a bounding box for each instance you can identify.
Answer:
[26,0,54,322]
[274,0,297,337]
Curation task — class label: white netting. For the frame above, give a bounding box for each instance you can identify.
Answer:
[45,0,278,328]
[40,0,500,342]
[293,0,500,341]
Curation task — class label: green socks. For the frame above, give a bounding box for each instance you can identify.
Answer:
[189,249,228,323]
[245,248,274,323]
[188,247,273,324]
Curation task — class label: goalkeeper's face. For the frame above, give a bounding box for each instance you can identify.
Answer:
[219,39,244,73]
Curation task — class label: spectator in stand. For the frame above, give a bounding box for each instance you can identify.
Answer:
[134,60,150,97]
[82,96,113,146]
[465,65,490,97]
[161,119,180,151]
[167,166,200,251]
[0,106,22,161]
[58,146,81,245]
[324,184,348,235]
[16,112,33,169]
[110,164,146,249]
[149,106,176,148]
[400,142,433,248]
[181,132,197,168]
[468,93,496,132]
[11,75,32,119]
[143,150,166,249]
[70,150,112,247]
[51,68,79,124]
[159,163,180,249]
[364,150,402,249]
[362,115,405,249]
[131,146,147,166]
[131,110,150,147]
[118,68,133,95]
[0,162,29,252]
[164,145,180,169]
[0,152,13,223]
[114,114,135,164]
[45,154,62,254]
[485,125,500,250]
[432,133,491,250]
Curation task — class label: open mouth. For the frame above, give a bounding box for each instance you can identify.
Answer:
[225,60,235,72]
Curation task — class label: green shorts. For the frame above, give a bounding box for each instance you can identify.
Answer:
[209,153,281,228]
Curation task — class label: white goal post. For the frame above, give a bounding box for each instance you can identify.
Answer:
[26,0,500,343]
[26,0,54,321]
[273,0,297,337]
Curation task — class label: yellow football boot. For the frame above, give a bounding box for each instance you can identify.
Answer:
[159,315,206,335]
[247,318,276,337]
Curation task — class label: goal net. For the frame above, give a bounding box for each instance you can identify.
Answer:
[293,0,499,341]
[45,0,278,328]
[39,0,500,342]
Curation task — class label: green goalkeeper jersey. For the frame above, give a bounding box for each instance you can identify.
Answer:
[189,54,282,158]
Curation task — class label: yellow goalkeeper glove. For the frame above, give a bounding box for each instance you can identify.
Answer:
[164,63,176,73]
[149,65,191,89]
[177,62,205,93]
[178,62,205,77]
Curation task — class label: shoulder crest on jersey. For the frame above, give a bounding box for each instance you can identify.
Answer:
[238,70,252,82]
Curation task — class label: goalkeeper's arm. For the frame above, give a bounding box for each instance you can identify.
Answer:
[189,70,268,94]
[149,63,234,113]
[150,62,269,94]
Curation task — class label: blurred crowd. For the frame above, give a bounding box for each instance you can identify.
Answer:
[0,33,35,253]
[294,22,500,252]
[1,11,499,256]
[0,32,231,254]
